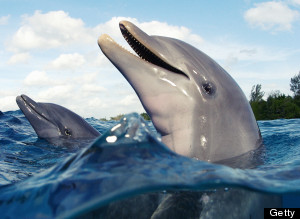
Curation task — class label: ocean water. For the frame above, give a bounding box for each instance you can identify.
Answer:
[0,110,300,218]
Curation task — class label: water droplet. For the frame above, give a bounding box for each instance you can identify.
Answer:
[106,136,117,143]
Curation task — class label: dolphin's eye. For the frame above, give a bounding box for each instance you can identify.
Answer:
[202,82,215,95]
[64,128,72,136]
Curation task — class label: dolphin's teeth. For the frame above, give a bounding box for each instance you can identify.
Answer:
[120,23,188,78]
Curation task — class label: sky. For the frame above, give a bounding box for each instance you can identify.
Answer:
[0,0,300,118]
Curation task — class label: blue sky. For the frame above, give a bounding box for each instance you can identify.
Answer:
[1,0,300,118]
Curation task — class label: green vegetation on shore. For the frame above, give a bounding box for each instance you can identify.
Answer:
[250,72,300,120]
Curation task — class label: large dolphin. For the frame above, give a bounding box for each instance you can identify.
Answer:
[98,21,262,162]
[16,94,100,140]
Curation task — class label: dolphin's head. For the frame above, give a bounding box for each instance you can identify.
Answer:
[16,95,100,140]
[98,21,262,162]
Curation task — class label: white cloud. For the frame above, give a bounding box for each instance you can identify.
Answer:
[8,10,94,52]
[73,72,99,84]
[91,52,112,67]
[7,52,31,65]
[48,53,86,70]
[244,1,300,31]
[119,94,139,106]
[199,39,290,72]
[290,0,300,6]
[24,70,53,86]
[34,85,109,118]
[38,84,74,100]
[0,15,10,25]
[87,97,108,108]
[82,84,106,93]
[140,21,203,44]
[21,70,108,117]
[93,16,203,52]
[0,96,18,112]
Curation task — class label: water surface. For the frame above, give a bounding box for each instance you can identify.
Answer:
[0,110,299,218]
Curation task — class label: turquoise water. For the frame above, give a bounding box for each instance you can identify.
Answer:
[0,110,300,218]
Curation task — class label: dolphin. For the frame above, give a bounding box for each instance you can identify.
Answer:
[16,94,100,140]
[98,21,262,163]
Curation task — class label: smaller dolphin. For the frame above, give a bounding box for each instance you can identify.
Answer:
[16,94,100,140]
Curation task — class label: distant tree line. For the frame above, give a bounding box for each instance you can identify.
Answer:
[250,71,300,120]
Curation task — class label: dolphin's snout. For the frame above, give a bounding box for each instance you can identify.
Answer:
[20,94,37,106]
[98,34,115,46]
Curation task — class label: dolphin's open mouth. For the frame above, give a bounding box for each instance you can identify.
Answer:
[118,23,189,79]
[119,24,181,74]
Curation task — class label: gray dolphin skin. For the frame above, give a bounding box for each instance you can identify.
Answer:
[16,94,100,140]
[98,21,262,162]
